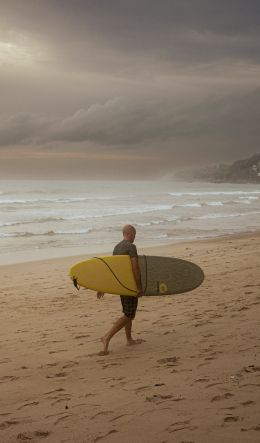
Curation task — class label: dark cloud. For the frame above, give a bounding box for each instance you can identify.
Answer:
[1,90,259,153]
[0,0,260,177]
[0,112,50,146]
[2,0,260,69]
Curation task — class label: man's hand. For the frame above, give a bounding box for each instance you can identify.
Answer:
[97,291,105,299]
[137,290,144,298]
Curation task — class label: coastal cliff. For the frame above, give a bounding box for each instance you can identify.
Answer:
[174,153,260,183]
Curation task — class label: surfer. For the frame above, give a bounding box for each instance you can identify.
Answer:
[97,224,143,355]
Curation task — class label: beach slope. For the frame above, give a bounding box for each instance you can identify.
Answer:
[0,233,260,443]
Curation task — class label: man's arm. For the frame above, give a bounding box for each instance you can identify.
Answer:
[131,257,143,296]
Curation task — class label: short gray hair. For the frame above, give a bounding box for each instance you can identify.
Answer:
[122,224,136,235]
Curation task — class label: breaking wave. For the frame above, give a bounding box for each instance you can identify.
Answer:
[0,228,93,238]
[168,191,260,196]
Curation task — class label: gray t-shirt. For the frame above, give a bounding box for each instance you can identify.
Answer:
[113,239,138,258]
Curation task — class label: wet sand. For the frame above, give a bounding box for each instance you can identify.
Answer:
[0,232,260,443]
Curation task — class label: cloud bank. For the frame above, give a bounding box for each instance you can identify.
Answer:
[0,0,260,177]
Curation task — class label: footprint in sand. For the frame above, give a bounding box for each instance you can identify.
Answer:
[166,420,197,433]
[0,420,19,430]
[240,383,260,388]
[194,321,212,327]
[146,394,184,404]
[91,410,113,420]
[241,400,256,406]
[191,377,210,386]
[43,388,65,396]
[94,429,118,442]
[17,430,50,440]
[211,393,234,402]
[223,415,239,423]
[134,385,150,393]
[62,361,79,369]
[242,365,260,373]
[241,425,260,432]
[0,375,20,383]
[17,401,39,410]
[74,334,90,339]
[46,372,67,379]
[110,413,130,422]
[206,382,222,388]
[54,414,72,425]
[51,393,71,406]
[157,356,179,367]
[48,349,67,354]
[238,306,249,311]
[40,363,58,369]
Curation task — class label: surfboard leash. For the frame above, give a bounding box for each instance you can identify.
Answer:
[93,257,138,294]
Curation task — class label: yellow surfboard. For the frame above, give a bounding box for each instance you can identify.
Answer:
[69,255,138,296]
[70,255,204,296]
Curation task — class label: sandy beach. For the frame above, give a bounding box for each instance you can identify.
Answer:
[0,232,260,443]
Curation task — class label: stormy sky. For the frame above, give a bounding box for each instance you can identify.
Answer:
[1,0,260,179]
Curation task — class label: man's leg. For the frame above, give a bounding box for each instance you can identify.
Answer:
[124,318,143,345]
[125,318,133,343]
[121,295,141,345]
[100,314,131,355]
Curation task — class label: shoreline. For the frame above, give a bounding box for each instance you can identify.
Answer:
[1,229,260,268]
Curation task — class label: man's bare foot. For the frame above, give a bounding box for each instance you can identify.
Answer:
[127,338,144,346]
[98,350,109,356]
[100,336,109,355]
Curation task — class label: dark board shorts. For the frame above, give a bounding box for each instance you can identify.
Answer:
[120,295,138,318]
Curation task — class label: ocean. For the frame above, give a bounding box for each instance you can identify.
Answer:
[0,180,260,264]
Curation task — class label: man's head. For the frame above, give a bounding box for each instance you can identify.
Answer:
[122,224,136,243]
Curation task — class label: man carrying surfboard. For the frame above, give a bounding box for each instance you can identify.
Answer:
[97,225,143,355]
